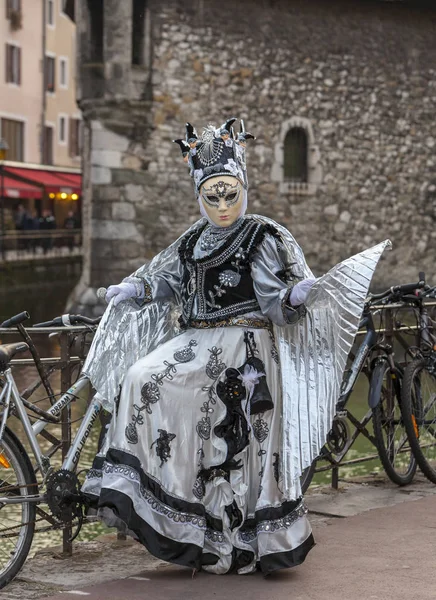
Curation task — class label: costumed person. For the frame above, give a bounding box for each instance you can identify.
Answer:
[82,117,390,575]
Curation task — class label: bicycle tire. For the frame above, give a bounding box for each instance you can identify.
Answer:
[0,427,37,590]
[300,461,316,494]
[401,358,436,484]
[371,361,416,485]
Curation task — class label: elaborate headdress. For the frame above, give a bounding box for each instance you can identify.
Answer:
[173,118,255,196]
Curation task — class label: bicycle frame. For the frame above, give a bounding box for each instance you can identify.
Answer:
[0,372,102,505]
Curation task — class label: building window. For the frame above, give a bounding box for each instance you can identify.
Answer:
[59,57,68,88]
[6,0,21,16]
[6,0,22,30]
[284,127,308,183]
[5,44,21,85]
[271,117,322,196]
[60,0,68,14]
[0,117,24,161]
[87,0,104,63]
[59,115,68,144]
[132,0,147,66]
[45,55,56,92]
[43,126,54,165]
[69,118,82,157]
[47,0,54,26]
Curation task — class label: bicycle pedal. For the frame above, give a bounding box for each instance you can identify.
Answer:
[335,410,347,419]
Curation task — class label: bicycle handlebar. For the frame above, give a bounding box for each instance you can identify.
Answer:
[368,273,427,303]
[0,311,30,328]
[33,314,101,328]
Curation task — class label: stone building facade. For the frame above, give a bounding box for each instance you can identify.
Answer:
[70,0,436,312]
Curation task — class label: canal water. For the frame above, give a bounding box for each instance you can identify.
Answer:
[0,277,385,554]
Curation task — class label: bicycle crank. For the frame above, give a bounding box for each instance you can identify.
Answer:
[326,416,350,456]
[46,469,83,525]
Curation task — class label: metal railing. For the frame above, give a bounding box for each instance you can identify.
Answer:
[0,229,82,261]
[0,324,91,554]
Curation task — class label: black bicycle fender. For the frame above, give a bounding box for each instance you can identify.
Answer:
[368,359,389,409]
[2,425,38,486]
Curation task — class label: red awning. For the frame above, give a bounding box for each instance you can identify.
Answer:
[3,166,82,198]
[3,175,43,199]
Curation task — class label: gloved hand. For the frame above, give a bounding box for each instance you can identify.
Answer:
[289,278,317,306]
[105,282,138,307]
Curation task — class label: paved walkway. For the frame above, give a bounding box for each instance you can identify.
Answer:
[2,476,435,600]
[40,493,436,600]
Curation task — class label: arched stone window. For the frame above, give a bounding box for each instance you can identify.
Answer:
[272,117,322,195]
[284,127,308,182]
[87,0,104,63]
[132,0,147,66]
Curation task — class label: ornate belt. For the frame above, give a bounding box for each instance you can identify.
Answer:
[189,316,271,330]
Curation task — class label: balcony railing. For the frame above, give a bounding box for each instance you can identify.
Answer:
[0,229,82,262]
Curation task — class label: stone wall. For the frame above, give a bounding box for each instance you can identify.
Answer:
[72,0,436,312]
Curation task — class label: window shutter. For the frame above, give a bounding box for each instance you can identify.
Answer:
[69,117,76,157]
[17,46,21,85]
[6,45,11,83]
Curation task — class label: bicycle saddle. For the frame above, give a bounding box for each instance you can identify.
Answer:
[0,342,29,370]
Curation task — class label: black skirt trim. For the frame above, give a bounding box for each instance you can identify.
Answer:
[99,488,219,570]
[105,448,223,532]
[240,496,303,531]
[259,533,315,575]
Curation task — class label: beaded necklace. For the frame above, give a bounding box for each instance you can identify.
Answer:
[198,218,244,254]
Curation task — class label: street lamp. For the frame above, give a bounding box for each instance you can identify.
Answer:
[0,138,9,261]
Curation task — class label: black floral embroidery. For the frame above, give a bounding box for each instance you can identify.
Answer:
[151,429,177,467]
[273,452,280,484]
[205,249,247,310]
[125,340,197,444]
[253,418,269,443]
[141,381,161,413]
[192,476,206,500]
[173,340,197,363]
[125,422,139,444]
[253,411,270,498]
[205,346,226,380]
[193,346,227,497]
[268,329,279,365]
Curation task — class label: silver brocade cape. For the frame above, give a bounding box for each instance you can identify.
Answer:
[82,215,391,495]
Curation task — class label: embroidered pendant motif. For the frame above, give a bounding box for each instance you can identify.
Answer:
[141,382,161,414]
[193,476,206,500]
[253,418,269,444]
[173,340,197,363]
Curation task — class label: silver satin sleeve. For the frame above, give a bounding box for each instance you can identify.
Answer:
[251,234,306,327]
[135,257,183,305]
[276,238,392,497]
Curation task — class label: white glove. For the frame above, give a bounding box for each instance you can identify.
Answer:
[289,278,317,306]
[105,282,138,307]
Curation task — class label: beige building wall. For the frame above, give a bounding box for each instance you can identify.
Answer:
[0,0,43,163]
[45,0,81,168]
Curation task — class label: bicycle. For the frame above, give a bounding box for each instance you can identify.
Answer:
[303,276,428,490]
[0,311,101,589]
[400,283,436,483]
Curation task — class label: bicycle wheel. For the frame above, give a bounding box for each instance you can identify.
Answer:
[401,358,436,484]
[0,428,37,589]
[371,361,416,485]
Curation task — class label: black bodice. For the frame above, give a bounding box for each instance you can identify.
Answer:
[178,219,271,328]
